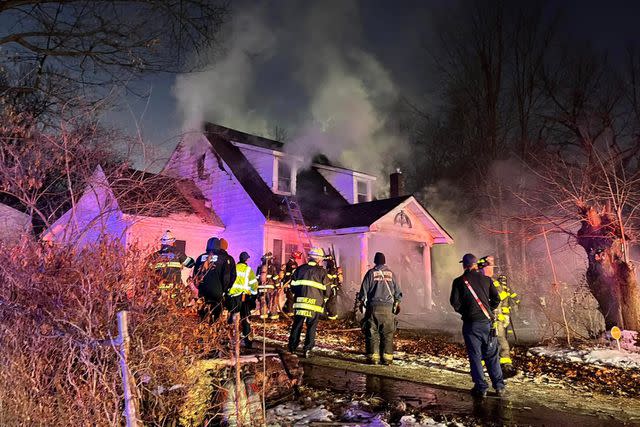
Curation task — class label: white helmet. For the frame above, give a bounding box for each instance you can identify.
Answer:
[161,230,176,245]
[308,247,325,260]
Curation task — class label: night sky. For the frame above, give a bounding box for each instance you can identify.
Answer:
[110,0,640,164]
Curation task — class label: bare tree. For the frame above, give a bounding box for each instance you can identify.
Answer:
[0,1,229,120]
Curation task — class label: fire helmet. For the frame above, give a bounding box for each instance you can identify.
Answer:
[161,230,176,245]
[459,253,477,268]
[291,250,303,260]
[477,255,495,269]
[239,251,250,263]
[308,247,325,260]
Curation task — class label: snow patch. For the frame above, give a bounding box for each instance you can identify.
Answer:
[529,347,640,369]
[267,403,333,425]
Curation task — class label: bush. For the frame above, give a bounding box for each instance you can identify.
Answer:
[0,238,225,426]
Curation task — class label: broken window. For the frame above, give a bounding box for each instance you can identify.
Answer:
[277,159,292,193]
[357,180,369,203]
[196,153,209,180]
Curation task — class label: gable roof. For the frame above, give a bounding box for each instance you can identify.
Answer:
[107,168,224,226]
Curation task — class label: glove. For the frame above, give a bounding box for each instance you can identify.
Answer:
[392,301,400,315]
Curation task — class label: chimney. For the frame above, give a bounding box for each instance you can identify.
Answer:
[390,168,404,198]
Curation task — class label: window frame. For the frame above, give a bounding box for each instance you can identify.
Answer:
[274,156,296,195]
[355,179,371,203]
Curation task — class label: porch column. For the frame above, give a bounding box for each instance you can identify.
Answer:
[359,233,369,280]
[422,242,432,309]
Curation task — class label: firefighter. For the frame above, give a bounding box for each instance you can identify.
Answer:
[357,252,402,365]
[149,230,195,301]
[227,251,258,348]
[478,255,520,378]
[324,254,343,320]
[287,247,331,358]
[257,252,280,320]
[450,253,505,398]
[282,251,302,315]
[193,237,236,323]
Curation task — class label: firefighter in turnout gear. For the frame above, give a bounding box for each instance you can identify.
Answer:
[150,230,195,301]
[282,251,302,315]
[257,252,280,320]
[324,253,343,320]
[227,251,258,348]
[478,255,520,378]
[357,252,402,365]
[287,247,331,358]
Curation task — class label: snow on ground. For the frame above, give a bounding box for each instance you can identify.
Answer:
[529,346,640,369]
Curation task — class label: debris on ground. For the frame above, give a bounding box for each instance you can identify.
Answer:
[528,346,640,369]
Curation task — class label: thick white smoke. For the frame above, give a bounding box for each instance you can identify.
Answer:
[173,1,408,183]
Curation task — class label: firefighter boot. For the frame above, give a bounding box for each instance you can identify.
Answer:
[367,354,380,365]
[381,353,394,366]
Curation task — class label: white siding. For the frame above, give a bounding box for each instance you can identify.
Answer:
[164,135,266,263]
[239,147,275,189]
[0,204,31,243]
[317,168,356,203]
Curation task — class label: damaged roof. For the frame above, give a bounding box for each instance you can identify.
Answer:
[108,168,224,226]
[314,195,413,230]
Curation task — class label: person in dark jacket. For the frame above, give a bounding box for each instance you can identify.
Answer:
[450,253,505,398]
[149,230,195,300]
[287,247,331,358]
[193,237,236,323]
[282,251,302,315]
[357,252,402,365]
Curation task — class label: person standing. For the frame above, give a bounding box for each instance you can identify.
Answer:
[287,247,331,358]
[357,252,402,365]
[227,251,258,348]
[257,252,279,319]
[478,255,520,378]
[149,230,195,301]
[193,237,236,323]
[450,253,505,398]
[282,251,302,315]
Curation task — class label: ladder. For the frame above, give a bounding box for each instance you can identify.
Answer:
[283,196,313,261]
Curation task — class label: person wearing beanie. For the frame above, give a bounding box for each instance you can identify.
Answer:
[450,253,505,398]
[357,252,402,365]
[227,251,258,348]
[192,237,236,323]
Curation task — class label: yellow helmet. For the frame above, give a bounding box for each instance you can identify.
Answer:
[160,230,176,245]
[308,247,325,260]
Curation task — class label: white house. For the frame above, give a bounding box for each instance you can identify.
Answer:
[44,166,225,268]
[163,123,453,314]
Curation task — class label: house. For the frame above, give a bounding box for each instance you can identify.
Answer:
[163,123,453,314]
[44,165,225,277]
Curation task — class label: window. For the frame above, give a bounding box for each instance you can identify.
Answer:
[285,243,299,260]
[357,180,369,203]
[273,239,283,264]
[196,154,209,180]
[277,159,292,193]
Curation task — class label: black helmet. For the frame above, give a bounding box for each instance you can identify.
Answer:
[239,251,250,263]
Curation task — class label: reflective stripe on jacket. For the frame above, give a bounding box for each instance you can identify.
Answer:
[290,261,331,317]
[229,262,258,296]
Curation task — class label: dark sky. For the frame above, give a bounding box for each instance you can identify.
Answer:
[109,0,640,164]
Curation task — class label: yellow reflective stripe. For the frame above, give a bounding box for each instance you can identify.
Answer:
[296,297,317,304]
[493,280,500,288]
[501,307,511,314]
[497,313,506,321]
[248,278,258,284]
[292,279,326,290]
[499,291,509,301]
[293,302,324,313]
[155,261,183,269]
[258,285,274,289]
[295,309,314,317]
[510,293,518,298]
[499,357,512,364]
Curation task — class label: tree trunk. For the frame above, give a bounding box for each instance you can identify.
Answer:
[577,207,640,331]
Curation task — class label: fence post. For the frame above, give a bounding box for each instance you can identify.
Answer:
[117,310,139,427]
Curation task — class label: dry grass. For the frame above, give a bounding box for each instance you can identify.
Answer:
[0,237,226,426]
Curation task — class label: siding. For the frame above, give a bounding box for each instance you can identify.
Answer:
[164,135,266,263]
[238,147,275,190]
[317,168,356,203]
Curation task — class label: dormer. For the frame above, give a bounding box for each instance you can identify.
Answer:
[233,141,301,195]
[314,163,376,204]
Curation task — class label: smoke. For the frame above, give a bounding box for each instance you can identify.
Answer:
[173,1,408,180]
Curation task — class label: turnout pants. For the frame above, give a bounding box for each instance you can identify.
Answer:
[496,315,512,365]
[199,298,224,324]
[226,295,252,339]
[288,313,320,352]
[462,320,505,392]
[363,304,396,362]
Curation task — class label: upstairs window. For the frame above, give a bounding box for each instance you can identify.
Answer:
[356,180,370,203]
[276,158,293,193]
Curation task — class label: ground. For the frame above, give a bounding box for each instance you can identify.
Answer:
[248,317,640,426]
